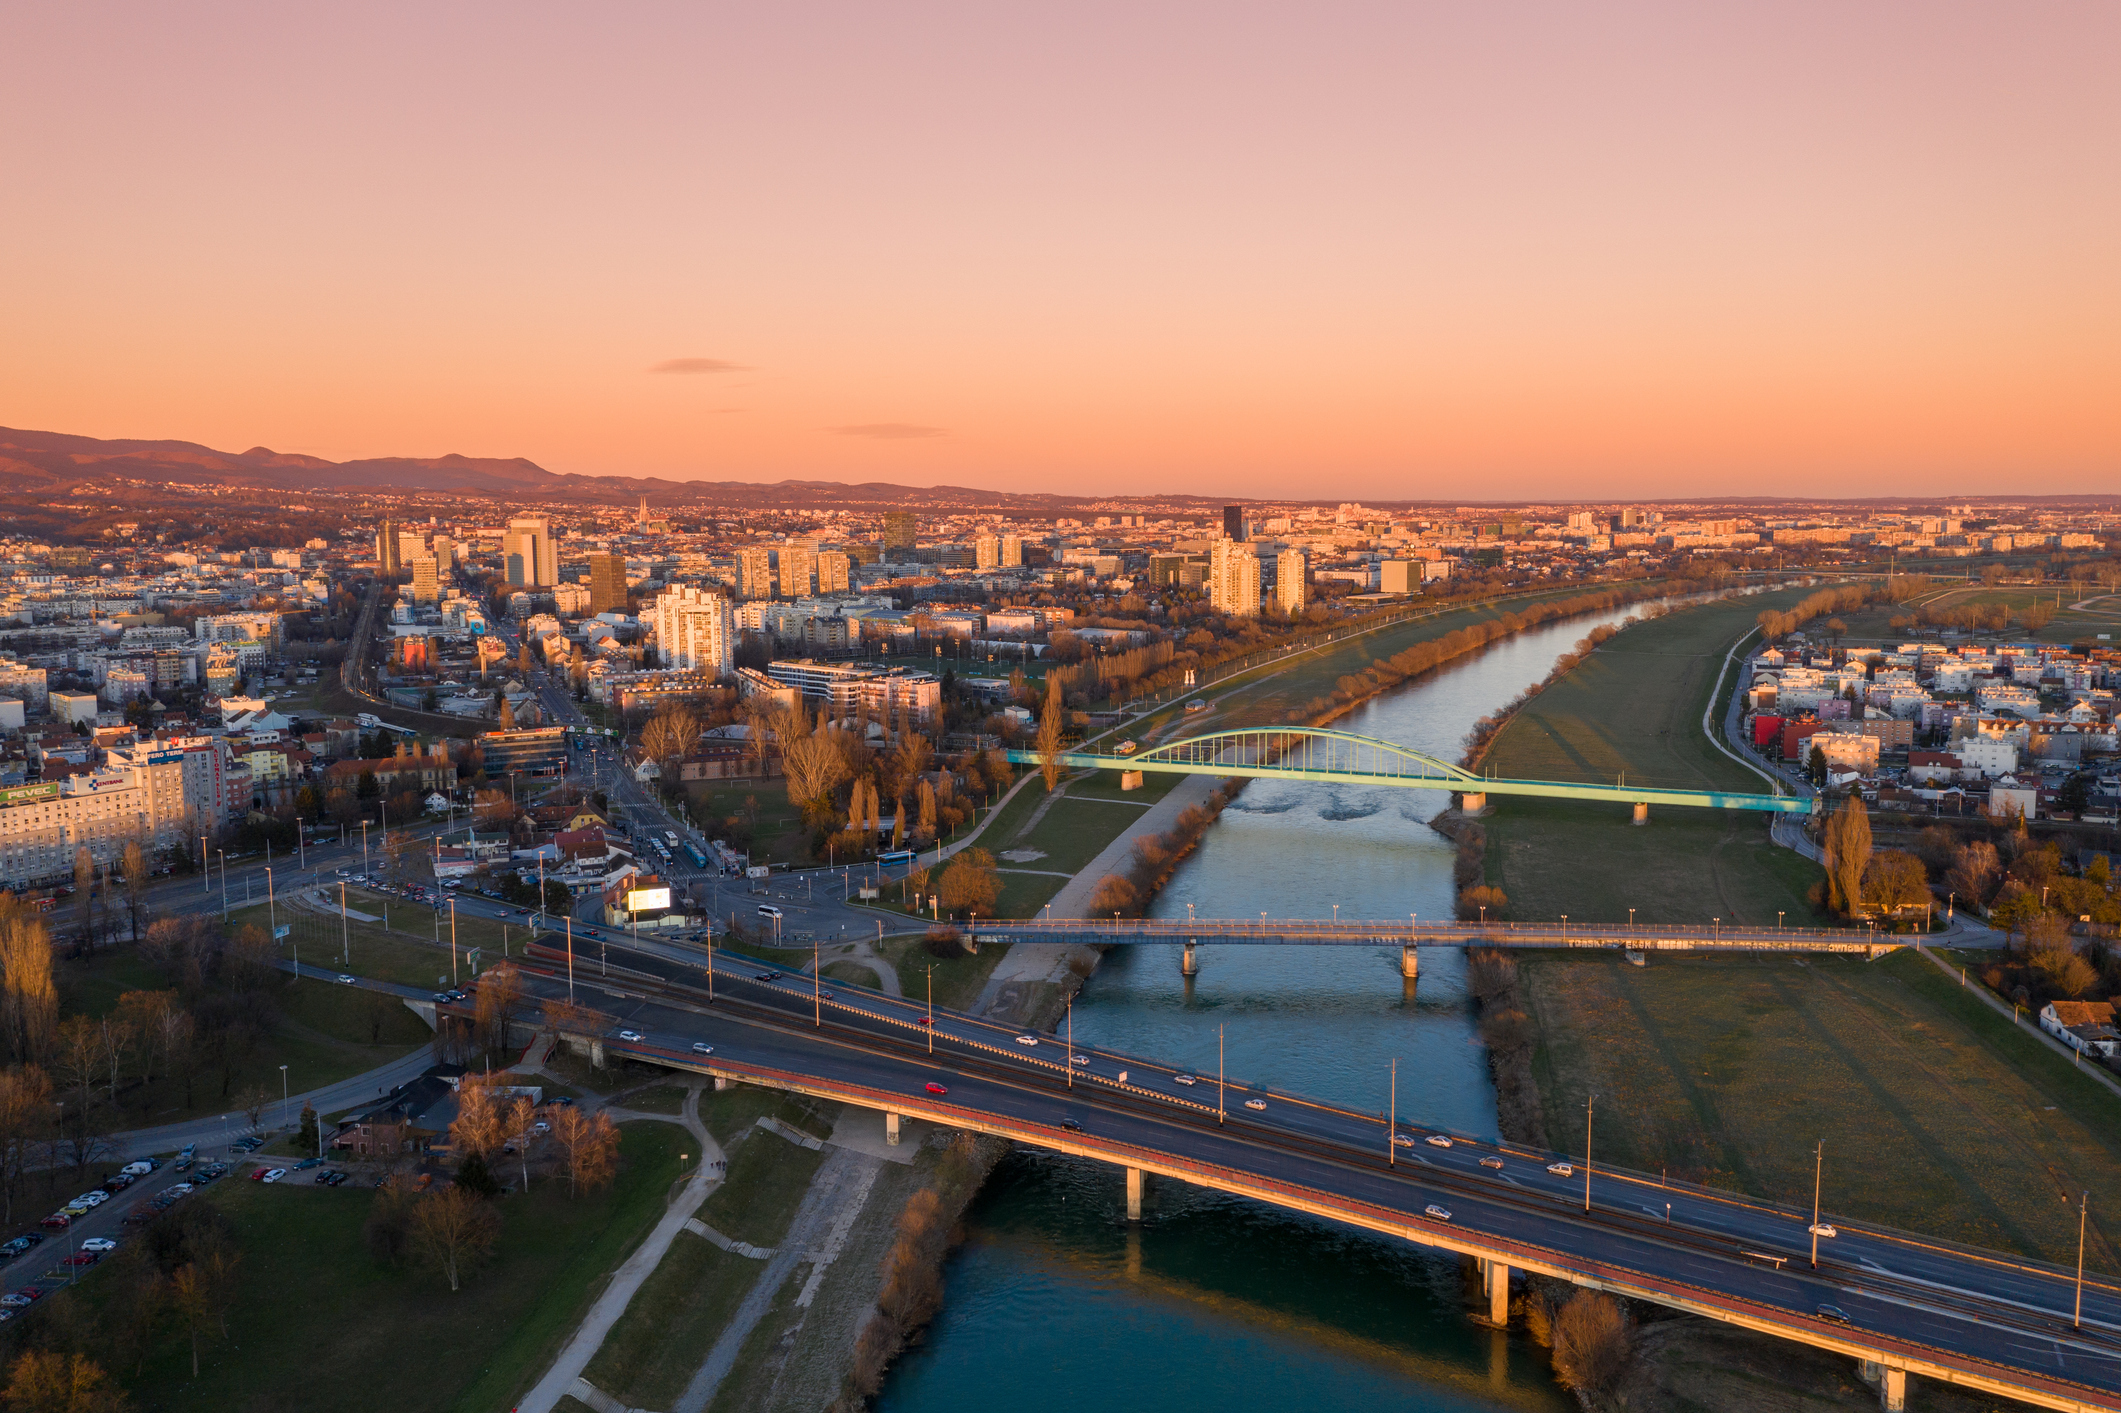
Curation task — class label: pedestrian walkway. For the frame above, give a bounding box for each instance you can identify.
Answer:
[514,1086,726,1413]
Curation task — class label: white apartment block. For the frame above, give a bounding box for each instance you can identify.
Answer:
[0,746,203,886]
[1275,549,1307,614]
[651,585,735,676]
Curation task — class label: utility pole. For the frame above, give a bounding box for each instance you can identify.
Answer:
[1810,1140,1825,1268]
[1388,1058,1396,1167]
[1584,1094,1595,1213]
[1218,1024,1226,1126]
[2077,1193,2090,1329]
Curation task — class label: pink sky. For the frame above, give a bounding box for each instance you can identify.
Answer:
[4,2,2116,499]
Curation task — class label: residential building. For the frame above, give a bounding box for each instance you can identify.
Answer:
[409,555,439,604]
[779,544,815,599]
[651,585,735,676]
[475,727,568,779]
[735,546,774,600]
[2039,1001,2119,1058]
[503,516,559,587]
[1275,549,1307,615]
[975,533,1000,569]
[375,519,401,575]
[1209,537,1261,616]
[1000,533,1023,568]
[0,661,48,709]
[588,553,628,614]
[816,551,852,594]
[764,659,941,722]
[1,764,187,887]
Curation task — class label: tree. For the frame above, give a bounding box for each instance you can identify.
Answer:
[640,704,702,775]
[448,1076,510,1161]
[0,899,59,1064]
[1549,1290,1632,1397]
[120,841,147,943]
[1821,796,1872,916]
[936,848,1001,919]
[166,1228,241,1378]
[1036,674,1065,792]
[549,1106,621,1197]
[498,696,516,730]
[298,1102,319,1156]
[0,1065,52,1225]
[1990,885,2046,945]
[1862,850,1931,916]
[781,711,851,819]
[2,1350,132,1413]
[73,847,95,954]
[1947,840,2001,905]
[410,1185,502,1291]
[472,963,525,1062]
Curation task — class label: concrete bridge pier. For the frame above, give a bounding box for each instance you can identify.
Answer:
[1460,791,1488,816]
[1400,945,1420,982]
[1859,1361,1908,1412]
[588,1038,606,1069]
[714,1075,732,1091]
[1125,1166,1145,1221]
[1475,1258,1509,1326]
[1632,801,1649,826]
[885,1112,901,1146]
[1181,941,1199,977]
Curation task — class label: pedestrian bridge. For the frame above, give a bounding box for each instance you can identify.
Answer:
[1006,727,1810,815]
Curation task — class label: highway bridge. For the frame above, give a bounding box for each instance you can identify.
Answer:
[466,931,2121,1413]
[1006,726,1812,817]
[958,917,1905,978]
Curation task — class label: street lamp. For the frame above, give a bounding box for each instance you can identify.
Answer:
[1809,1139,1825,1268]
[2076,1192,2091,1329]
[279,1064,289,1128]
[1583,1094,1595,1212]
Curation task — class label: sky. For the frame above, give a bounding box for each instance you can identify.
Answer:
[4,2,2118,500]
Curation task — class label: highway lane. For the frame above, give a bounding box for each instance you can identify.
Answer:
[468,937,2121,1407]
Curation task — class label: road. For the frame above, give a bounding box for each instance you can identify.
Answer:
[477,930,2121,1412]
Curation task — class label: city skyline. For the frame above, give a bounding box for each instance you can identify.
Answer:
[5,2,2116,499]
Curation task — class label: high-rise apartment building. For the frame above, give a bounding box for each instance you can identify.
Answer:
[881,511,917,555]
[1222,504,1247,542]
[778,545,815,599]
[374,520,401,575]
[1274,549,1307,615]
[503,516,559,587]
[974,533,1000,569]
[588,553,628,614]
[1000,533,1023,567]
[735,546,774,600]
[816,551,852,594]
[1210,537,1261,616]
[409,556,439,604]
[430,534,456,566]
[397,530,427,568]
[651,585,735,676]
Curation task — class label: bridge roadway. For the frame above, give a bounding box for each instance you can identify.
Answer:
[960,917,1898,956]
[484,932,2121,1412]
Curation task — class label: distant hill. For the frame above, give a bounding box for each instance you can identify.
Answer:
[0,425,1194,510]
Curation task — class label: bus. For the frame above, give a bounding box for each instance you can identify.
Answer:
[875,849,917,868]
[682,840,709,869]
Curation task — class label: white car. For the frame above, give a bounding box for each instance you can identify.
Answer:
[1424,1204,1453,1222]
[1425,1136,1453,1149]
[336,974,357,985]
[80,1238,117,1253]
[1014,1035,1039,1048]
[1069,1055,1090,1067]
[260,1169,288,1183]
[1172,1074,1197,1086]
[76,1192,108,1207]
[1391,1134,1414,1148]
[1243,1098,1266,1111]
[691,1042,714,1055]
[1808,1223,1838,1239]
[1546,1162,1574,1176]
[1479,1157,1504,1171]
[616,1030,644,1042]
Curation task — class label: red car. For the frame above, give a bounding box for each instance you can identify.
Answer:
[60,1254,98,1267]
[924,1082,948,1096]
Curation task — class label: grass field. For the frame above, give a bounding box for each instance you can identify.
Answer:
[1519,948,2121,1272]
[49,1121,687,1413]
[1480,589,1827,925]
[52,935,432,1129]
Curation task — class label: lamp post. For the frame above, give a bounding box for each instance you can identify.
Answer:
[1388,1058,1396,1167]
[450,898,459,985]
[926,966,934,1054]
[340,881,350,964]
[218,849,228,917]
[266,866,277,949]
[2076,1192,2090,1329]
[1583,1094,1595,1213]
[1218,1024,1226,1126]
[565,918,575,1005]
[279,1064,289,1128]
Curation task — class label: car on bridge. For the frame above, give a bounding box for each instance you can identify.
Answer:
[1479,1157,1503,1171]
[1014,1035,1039,1047]
[1814,1304,1852,1326]
[616,1030,644,1042]
[691,1042,713,1055]
[1546,1162,1573,1176]
[1426,1136,1453,1149]
[1244,1099,1266,1111]
[1391,1134,1414,1148]
[1424,1205,1452,1222]
[925,1082,948,1095]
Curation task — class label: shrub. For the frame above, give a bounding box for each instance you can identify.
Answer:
[1549,1290,1632,1395]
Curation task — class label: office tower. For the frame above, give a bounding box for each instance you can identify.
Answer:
[588,553,628,614]
[430,534,455,567]
[882,511,917,554]
[374,519,400,575]
[1222,504,1247,542]
[778,544,816,599]
[503,515,558,587]
[735,546,774,600]
[1210,537,1261,616]
[1000,533,1023,567]
[974,533,1000,569]
[816,551,852,595]
[409,556,439,604]
[1274,549,1307,614]
[397,530,427,568]
[651,585,735,675]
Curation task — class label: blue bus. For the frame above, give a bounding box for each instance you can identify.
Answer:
[682,841,709,869]
[875,849,917,868]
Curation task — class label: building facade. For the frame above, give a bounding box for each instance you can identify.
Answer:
[1275,549,1307,614]
[503,516,559,587]
[651,585,735,676]
[1209,537,1261,616]
[588,553,628,614]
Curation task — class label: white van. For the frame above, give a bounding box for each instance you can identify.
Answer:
[756,904,783,920]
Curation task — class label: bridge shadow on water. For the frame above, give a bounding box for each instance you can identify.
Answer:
[876,1147,1570,1413]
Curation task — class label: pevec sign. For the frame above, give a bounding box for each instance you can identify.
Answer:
[625,887,672,912]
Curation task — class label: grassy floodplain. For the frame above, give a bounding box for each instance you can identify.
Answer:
[1479,588,1826,925]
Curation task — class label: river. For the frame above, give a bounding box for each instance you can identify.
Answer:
[877,604,1661,1413]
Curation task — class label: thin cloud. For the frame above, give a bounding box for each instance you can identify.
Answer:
[831,422,945,440]
[650,357,748,374]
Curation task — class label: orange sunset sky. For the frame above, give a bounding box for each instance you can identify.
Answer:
[4,2,2117,499]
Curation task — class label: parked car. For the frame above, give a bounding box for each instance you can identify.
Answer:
[60,1253,99,1268]
[0,1294,35,1309]
[102,1174,135,1192]
[0,1239,34,1258]
[255,1168,288,1183]
[293,1158,322,1170]
[80,1238,117,1253]
[37,1215,70,1230]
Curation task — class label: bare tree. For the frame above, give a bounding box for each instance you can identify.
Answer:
[410,1187,502,1291]
[121,841,148,943]
[549,1107,621,1197]
[0,900,59,1064]
[640,704,702,775]
[1036,674,1065,792]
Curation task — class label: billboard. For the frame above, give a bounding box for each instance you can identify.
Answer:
[625,887,672,913]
